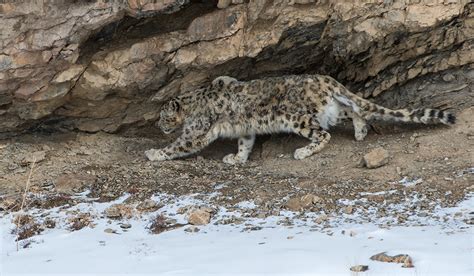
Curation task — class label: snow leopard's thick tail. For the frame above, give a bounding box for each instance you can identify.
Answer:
[333,87,456,125]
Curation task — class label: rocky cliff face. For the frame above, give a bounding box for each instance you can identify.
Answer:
[0,0,472,135]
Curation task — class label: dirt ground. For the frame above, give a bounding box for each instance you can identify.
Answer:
[0,107,473,226]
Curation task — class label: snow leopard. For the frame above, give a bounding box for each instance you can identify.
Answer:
[145,74,455,164]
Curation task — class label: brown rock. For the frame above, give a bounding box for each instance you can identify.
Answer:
[52,65,85,83]
[370,252,414,268]
[104,204,134,219]
[136,199,159,212]
[68,213,94,231]
[30,82,72,102]
[14,78,50,100]
[285,197,304,211]
[344,205,354,214]
[362,147,390,169]
[0,0,471,134]
[301,194,322,206]
[217,0,232,9]
[286,194,321,211]
[187,207,213,225]
[20,151,46,165]
[55,173,95,195]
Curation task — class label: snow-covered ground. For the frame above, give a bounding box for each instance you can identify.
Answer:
[1,193,472,276]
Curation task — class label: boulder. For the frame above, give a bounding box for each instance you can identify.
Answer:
[0,1,471,135]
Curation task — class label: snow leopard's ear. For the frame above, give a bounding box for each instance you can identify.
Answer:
[217,79,225,88]
[212,76,238,89]
[164,99,180,113]
[170,100,181,112]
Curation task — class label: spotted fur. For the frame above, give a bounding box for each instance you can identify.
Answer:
[145,74,455,164]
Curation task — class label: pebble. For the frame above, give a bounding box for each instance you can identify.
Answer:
[184,226,200,233]
[350,265,369,272]
[104,228,117,234]
[119,223,132,229]
[396,166,402,175]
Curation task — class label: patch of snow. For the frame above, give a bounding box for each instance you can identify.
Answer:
[235,200,257,209]
[1,194,472,275]
[359,190,397,196]
[398,177,423,187]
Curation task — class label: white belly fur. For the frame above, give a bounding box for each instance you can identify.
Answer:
[318,99,341,130]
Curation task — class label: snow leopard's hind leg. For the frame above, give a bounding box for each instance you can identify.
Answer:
[282,114,331,160]
[340,108,368,141]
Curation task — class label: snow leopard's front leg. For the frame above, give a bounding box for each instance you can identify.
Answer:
[145,132,218,161]
[223,134,256,165]
[146,118,217,161]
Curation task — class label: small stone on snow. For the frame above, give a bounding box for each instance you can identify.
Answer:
[350,265,369,272]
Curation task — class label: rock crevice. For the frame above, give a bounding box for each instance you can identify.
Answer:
[0,0,472,135]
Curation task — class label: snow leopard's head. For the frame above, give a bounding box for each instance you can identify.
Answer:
[158,99,184,134]
[211,75,238,89]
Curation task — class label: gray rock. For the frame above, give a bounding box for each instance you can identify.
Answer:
[104,228,117,234]
[442,73,455,82]
[350,265,369,272]
[119,223,132,229]
[184,226,200,233]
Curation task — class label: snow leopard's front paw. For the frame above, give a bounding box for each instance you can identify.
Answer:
[293,147,313,160]
[354,125,368,141]
[145,149,169,161]
[222,153,247,165]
